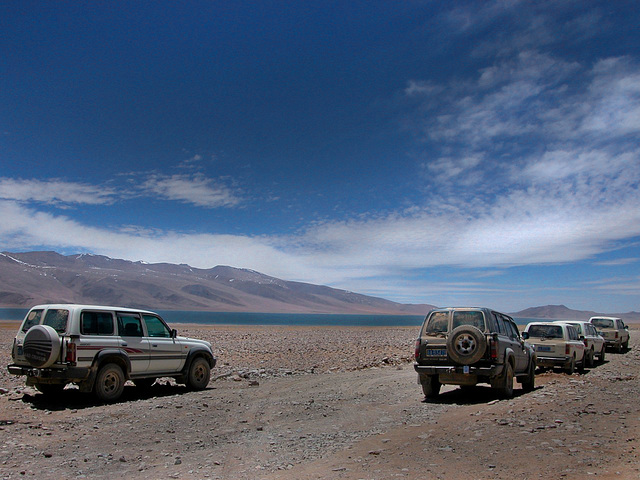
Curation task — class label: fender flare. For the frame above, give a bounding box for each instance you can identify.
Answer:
[181,348,216,376]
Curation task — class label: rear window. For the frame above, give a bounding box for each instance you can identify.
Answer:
[81,311,115,335]
[452,311,485,330]
[527,325,563,339]
[43,309,69,333]
[424,312,449,335]
[21,309,44,332]
[591,318,614,328]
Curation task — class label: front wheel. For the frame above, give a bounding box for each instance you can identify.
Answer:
[186,357,210,390]
[598,346,606,363]
[94,363,125,402]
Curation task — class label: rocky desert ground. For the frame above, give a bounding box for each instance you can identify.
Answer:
[0,322,638,479]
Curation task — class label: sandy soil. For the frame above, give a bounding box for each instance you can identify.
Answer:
[0,322,638,479]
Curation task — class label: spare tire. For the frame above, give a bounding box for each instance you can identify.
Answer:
[446,325,487,365]
[23,325,61,368]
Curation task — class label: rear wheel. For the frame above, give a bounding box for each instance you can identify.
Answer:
[564,356,576,375]
[94,363,125,402]
[521,361,535,392]
[34,383,66,395]
[598,346,606,363]
[493,362,514,398]
[420,375,441,398]
[586,349,595,368]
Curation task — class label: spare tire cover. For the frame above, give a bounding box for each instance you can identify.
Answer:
[446,325,487,365]
[23,325,61,368]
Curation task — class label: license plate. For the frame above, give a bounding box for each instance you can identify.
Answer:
[426,349,447,357]
[536,345,551,352]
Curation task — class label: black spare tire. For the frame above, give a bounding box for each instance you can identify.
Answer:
[23,325,61,368]
[446,325,487,365]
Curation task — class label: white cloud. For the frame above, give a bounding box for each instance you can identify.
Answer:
[0,178,116,205]
[141,173,241,208]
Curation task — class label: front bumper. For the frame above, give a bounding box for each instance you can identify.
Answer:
[8,364,91,382]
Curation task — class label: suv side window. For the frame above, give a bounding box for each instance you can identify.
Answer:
[142,315,171,338]
[117,313,143,337]
[567,326,577,340]
[495,315,507,335]
[43,309,69,333]
[22,309,43,332]
[505,318,520,339]
[81,311,115,335]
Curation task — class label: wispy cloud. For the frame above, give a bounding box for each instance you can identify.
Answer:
[140,173,242,208]
[0,178,116,206]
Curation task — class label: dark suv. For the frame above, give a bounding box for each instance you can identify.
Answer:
[414,307,535,399]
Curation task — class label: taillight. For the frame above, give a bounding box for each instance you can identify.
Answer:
[65,341,76,363]
[414,339,420,360]
[583,338,588,347]
[489,336,498,360]
[565,344,570,355]
[615,332,619,339]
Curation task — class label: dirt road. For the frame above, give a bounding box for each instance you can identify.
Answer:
[0,324,638,479]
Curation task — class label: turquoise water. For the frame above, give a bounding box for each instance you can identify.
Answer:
[0,307,566,326]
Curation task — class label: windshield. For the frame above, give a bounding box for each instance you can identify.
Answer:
[591,318,614,328]
[527,325,563,339]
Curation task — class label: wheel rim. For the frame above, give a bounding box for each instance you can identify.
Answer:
[454,334,476,355]
[193,363,206,383]
[103,372,119,393]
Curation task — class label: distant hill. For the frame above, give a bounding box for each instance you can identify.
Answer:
[0,251,434,315]
[512,304,640,323]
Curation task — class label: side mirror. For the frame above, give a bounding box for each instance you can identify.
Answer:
[522,332,529,340]
[171,328,177,339]
[579,335,585,341]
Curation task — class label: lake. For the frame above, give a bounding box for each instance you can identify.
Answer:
[0,308,569,327]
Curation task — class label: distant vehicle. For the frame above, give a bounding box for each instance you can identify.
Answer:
[414,307,536,399]
[523,322,585,374]
[589,316,629,353]
[8,304,216,402]
[554,320,605,366]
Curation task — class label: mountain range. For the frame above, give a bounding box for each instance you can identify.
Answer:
[0,251,433,315]
[0,251,637,321]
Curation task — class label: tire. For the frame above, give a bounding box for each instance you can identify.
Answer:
[564,356,575,375]
[615,342,622,353]
[35,383,66,395]
[493,362,514,398]
[622,339,629,350]
[521,361,535,392]
[94,363,125,402]
[598,346,605,363]
[134,378,156,389]
[420,375,441,398]
[23,325,61,368]
[186,357,210,390]
[586,349,595,368]
[446,325,487,365]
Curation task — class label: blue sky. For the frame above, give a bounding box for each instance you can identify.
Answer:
[1,1,639,313]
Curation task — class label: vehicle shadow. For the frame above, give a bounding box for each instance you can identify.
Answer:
[20,382,214,411]
[421,384,540,406]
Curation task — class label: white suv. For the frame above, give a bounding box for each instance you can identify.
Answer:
[555,320,605,366]
[589,316,630,353]
[523,322,585,374]
[8,304,216,402]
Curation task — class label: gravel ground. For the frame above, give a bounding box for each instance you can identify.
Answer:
[0,322,638,479]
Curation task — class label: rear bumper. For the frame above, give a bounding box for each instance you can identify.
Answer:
[8,364,91,382]
[535,355,570,368]
[414,363,504,378]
